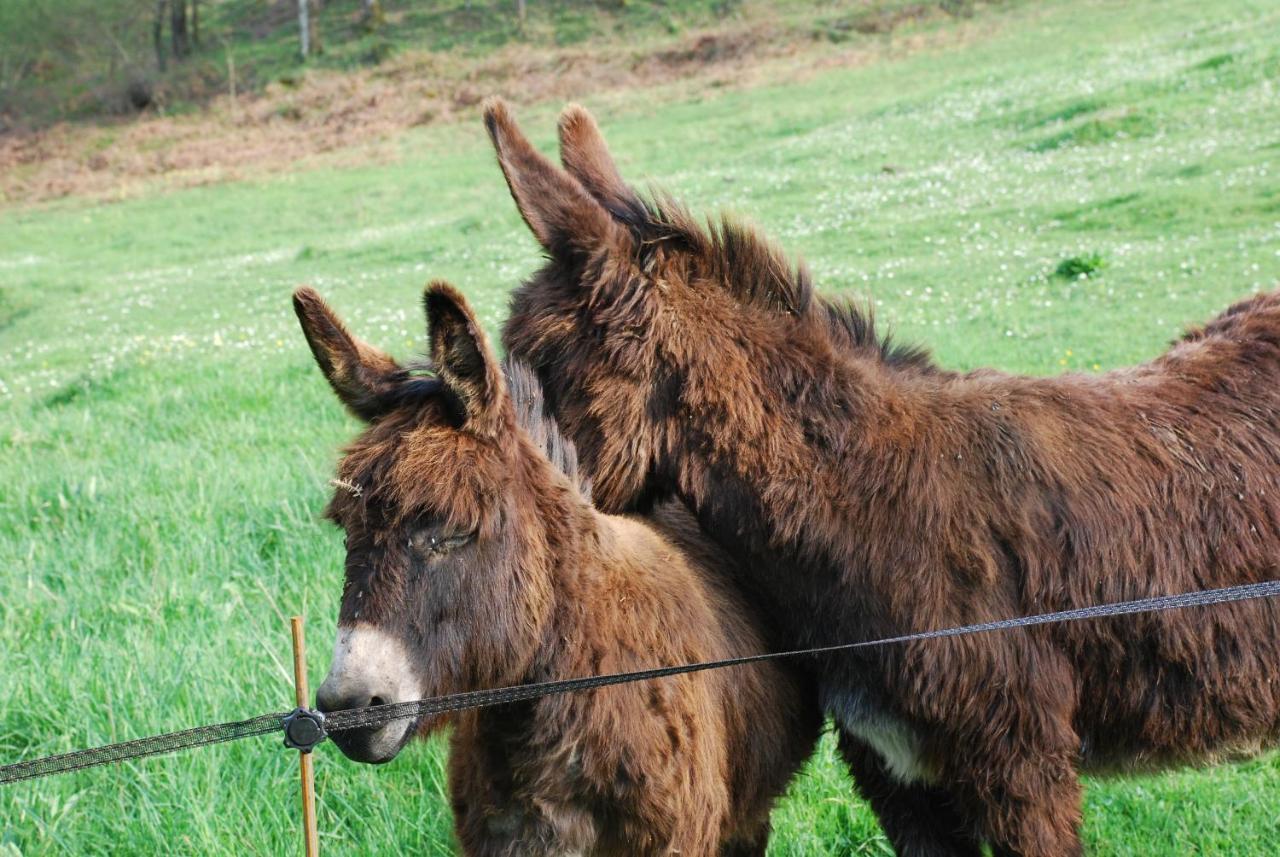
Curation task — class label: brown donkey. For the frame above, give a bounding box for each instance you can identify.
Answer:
[485,99,1280,856]
[294,284,819,856]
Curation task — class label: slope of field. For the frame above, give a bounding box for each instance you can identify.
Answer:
[3,0,921,126]
[0,0,978,205]
[1,0,1279,853]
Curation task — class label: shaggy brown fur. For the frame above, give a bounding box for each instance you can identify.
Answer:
[294,284,819,856]
[486,99,1280,856]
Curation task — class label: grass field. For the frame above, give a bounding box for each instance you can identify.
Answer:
[3,0,1280,853]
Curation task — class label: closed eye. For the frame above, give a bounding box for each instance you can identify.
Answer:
[408,527,475,558]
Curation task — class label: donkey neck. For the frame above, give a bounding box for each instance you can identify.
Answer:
[507,434,649,685]
[516,451,712,685]
[660,326,948,606]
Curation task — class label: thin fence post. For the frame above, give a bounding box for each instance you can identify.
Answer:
[291,617,320,857]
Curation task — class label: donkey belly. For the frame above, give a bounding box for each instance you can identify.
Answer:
[1068,599,1280,773]
[1076,689,1280,776]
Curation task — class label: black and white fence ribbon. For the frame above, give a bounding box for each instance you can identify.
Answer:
[4,579,1279,786]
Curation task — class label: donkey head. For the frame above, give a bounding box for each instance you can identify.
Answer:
[487,99,847,514]
[295,284,553,764]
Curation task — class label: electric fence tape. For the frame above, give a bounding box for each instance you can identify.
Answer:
[4,579,1279,786]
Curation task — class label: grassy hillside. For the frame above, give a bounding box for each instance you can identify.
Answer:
[2,0,1280,853]
[0,0,987,205]
[0,0,964,127]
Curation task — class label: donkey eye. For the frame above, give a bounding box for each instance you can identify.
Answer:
[408,527,474,558]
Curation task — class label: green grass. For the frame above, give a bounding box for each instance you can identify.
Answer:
[1054,251,1107,280]
[3,0,1280,853]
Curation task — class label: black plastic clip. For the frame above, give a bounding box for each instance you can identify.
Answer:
[282,707,327,753]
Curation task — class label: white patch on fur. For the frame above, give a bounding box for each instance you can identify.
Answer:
[845,717,934,785]
[827,690,935,785]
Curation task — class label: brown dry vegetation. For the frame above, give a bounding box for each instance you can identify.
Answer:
[0,3,991,208]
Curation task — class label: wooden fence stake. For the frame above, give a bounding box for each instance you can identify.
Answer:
[291,616,320,857]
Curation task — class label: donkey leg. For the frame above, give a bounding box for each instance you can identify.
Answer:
[943,658,1085,857]
[719,824,771,857]
[449,730,595,857]
[719,837,768,857]
[960,751,1083,857]
[838,730,985,857]
[452,791,595,857]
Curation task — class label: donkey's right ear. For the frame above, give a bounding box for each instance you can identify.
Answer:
[483,98,627,260]
[292,288,403,422]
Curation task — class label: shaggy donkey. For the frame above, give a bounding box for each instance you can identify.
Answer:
[295,284,819,856]
[484,99,1280,856]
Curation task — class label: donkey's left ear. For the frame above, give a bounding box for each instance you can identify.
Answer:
[484,98,627,260]
[424,281,506,429]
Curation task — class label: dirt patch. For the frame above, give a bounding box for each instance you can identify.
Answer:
[852,2,961,36]
[0,4,997,208]
[650,28,773,67]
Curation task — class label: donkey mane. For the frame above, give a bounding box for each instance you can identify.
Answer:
[616,192,934,371]
[503,356,593,501]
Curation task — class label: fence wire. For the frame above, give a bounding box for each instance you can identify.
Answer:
[4,579,1280,786]
[0,712,286,785]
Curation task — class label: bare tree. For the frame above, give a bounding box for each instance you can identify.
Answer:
[170,0,190,60]
[517,0,526,26]
[298,0,323,58]
[361,0,384,30]
[153,0,168,72]
[298,0,311,58]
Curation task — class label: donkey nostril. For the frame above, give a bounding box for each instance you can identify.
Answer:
[315,682,375,714]
[370,695,387,707]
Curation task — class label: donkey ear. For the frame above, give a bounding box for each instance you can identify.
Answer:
[483,98,626,259]
[424,281,506,429]
[292,287,403,422]
[558,104,644,220]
